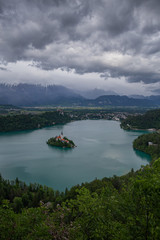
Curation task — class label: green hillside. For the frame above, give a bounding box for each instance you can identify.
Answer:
[0,111,71,132]
[133,132,160,162]
[121,109,160,130]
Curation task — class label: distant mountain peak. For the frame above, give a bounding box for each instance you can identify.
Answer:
[77,88,118,99]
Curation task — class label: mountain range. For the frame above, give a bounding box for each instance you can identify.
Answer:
[0,83,160,107]
[0,84,82,106]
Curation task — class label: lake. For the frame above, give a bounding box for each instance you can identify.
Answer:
[0,120,150,191]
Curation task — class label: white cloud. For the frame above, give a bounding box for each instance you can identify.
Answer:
[0,61,154,95]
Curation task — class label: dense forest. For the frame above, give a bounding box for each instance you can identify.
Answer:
[0,111,72,132]
[121,109,160,130]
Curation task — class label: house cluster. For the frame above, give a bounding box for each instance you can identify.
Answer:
[55,132,69,143]
[148,141,158,146]
[69,112,128,121]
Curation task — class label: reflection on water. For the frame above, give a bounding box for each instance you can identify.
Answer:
[47,144,73,153]
[134,149,150,161]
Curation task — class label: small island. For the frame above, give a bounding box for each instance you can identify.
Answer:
[47,132,76,148]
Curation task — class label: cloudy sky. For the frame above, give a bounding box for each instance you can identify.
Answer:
[0,0,160,95]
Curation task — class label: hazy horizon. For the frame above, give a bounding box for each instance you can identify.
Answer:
[0,82,158,98]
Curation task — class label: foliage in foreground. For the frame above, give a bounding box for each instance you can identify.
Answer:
[1,156,160,239]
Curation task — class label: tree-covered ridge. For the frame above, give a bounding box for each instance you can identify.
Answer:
[133,132,160,161]
[121,109,160,130]
[0,107,146,133]
[0,111,71,132]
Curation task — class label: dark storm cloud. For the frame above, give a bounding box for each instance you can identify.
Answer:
[0,0,160,84]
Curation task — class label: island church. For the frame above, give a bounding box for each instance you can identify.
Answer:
[55,132,69,143]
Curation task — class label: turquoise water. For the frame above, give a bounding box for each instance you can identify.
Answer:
[0,120,150,191]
